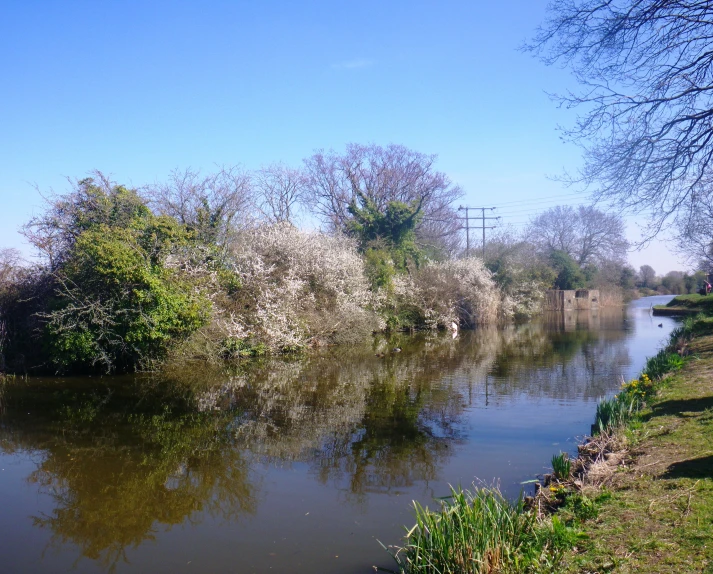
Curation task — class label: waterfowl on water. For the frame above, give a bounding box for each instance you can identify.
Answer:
[392,347,402,353]
[658,323,663,327]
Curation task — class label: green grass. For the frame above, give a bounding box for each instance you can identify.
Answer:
[562,367,713,572]
[664,294,713,311]
[560,311,713,572]
[592,394,640,435]
[381,485,582,574]
[551,452,571,481]
[643,349,684,380]
[654,294,713,317]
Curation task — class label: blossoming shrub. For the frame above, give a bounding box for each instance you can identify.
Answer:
[500,272,549,320]
[214,223,381,352]
[393,257,502,329]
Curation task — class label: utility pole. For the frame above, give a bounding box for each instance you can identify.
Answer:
[458,206,499,258]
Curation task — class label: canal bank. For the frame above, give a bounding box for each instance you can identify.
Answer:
[380,300,713,574]
[559,318,713,573]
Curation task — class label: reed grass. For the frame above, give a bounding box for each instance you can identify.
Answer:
[642,349,683,380]
[381,485,578,573]
[550,452,571,481]
[592,394,639,435]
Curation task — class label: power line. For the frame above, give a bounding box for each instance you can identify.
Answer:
[487,192,584,208]
[495,201,585,217]
[458,206,500,258]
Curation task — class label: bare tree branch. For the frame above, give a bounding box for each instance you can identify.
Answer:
[143,166,254,246]
[529,0,713,237]
[526,205,629,265]
[302,144,463,251]
[253,163,307,225]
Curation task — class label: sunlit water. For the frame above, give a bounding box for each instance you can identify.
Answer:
[0,296,677,573]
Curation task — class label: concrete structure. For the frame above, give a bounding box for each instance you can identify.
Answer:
[544,289,600,311]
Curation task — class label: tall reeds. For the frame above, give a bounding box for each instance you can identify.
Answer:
[550,453,571,481]
[592,394,640,435]
[382,485,576,573]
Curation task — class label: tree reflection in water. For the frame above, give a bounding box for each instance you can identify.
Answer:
[0,382,257,572]
[0,308,631,570]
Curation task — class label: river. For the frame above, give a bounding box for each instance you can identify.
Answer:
[0,296,677,573]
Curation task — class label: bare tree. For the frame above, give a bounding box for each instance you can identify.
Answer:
[676,178,713,267]
[639,264,657,288]
[526,206,579,257]
[415,207,464,259]
[253,163,306,224]
[527,205,628,266]
[144,166,254,245]
[302,143,463,249]
[530,1,713,237]
[0,248,23,286]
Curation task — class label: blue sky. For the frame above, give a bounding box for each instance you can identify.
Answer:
[0,0,687,273]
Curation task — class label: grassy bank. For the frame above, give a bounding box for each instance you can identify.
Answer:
[653,293,713,316]
[558,317,713,573]
[383,315,713,573]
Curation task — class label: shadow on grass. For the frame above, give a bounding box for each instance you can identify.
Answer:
[662,455,713,479]
[647,396,713,419]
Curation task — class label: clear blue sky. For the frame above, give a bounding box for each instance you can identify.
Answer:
[0,0,687,273]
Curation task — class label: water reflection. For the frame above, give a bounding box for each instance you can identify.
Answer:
[0,306,663,573]
[0,383,257,571]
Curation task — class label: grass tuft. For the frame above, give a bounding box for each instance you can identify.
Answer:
[382,484,580,573]
[551,452,571,481]
[592,394,639,435]
[642,349,683,380]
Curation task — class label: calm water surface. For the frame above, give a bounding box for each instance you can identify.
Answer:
[0,296,677,573]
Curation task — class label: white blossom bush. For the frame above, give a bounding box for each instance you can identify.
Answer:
[499,269,548,320]
[168,226,523,361]
[394,258,503,328]
[217,223,381,352]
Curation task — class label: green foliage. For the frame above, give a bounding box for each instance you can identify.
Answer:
[551,452,571,481]
[486,253,557,293]
[592,394,639,435]
[384,485,579,573]
[220,337,268,358]
[43,186,211,373]
[564,493,599,522]
[643,350,684,380]
[549,250,586,290]
[619,265,637,290]
[65,178,152,236]
[217,267,242,295]
[347,192,423,272]
[547,514,585,552]
[364,247,397,290]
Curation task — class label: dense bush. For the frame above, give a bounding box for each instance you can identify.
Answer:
[1,178,212,373]
[44,222,211,372]
[208,223,382,352]
[1,162,647,374]
[390,258,502,329]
